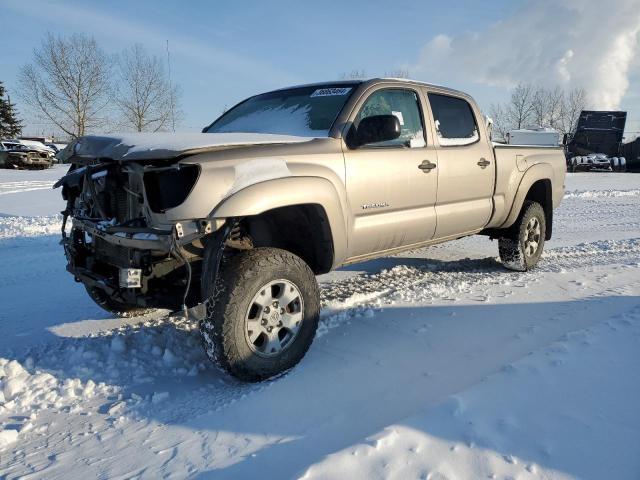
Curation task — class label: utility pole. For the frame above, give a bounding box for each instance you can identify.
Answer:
[166,40,176,132]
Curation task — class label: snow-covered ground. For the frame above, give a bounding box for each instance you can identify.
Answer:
[0,166,639,479]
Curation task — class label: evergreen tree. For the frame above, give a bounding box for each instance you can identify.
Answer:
[0,81,23,138]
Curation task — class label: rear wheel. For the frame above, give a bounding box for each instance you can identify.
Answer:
[85,286,155,317]
[200,247,320,382]
[498,201,546,272]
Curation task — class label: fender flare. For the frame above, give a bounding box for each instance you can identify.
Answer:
[500,163,554,230]
[210,176,348,266]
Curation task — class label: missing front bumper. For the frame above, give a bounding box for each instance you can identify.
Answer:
[71,218,174,252]
[63,217,216,310]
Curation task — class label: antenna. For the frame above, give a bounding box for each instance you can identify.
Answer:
[166,40,176,132]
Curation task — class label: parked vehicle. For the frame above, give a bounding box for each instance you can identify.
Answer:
[568,153,626,172]
[16,139,56,155]
[45,143,62,153]
[18,137,67,158]
[0,140,54,169]
[56,79,566,381]
[565,110,627,172]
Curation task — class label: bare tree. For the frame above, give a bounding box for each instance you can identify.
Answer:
[114,44,181,132]
[18,33,112,138]
[557,87,588,136]
[340,69,367,80]
[547,87,564,129]
[384,69,410,79]
[532,86,563,129]
[488,102,509,142]
[506,83,535,130]
[491,83,588,140]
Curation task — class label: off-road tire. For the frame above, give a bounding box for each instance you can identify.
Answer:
[85,286,155,317]
[498,200,546,272]
[200,247,320,382]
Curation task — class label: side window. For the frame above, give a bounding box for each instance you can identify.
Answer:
[354,89,426,148]
[428,93,479,146]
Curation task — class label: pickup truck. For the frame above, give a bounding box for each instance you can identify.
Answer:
[1,141,54,169]
[56,78,566,381]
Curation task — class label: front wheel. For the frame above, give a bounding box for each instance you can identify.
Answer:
[200,247,320,382]
[498,201,546,272]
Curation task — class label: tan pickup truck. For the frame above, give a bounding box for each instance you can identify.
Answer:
[56,78,566,381]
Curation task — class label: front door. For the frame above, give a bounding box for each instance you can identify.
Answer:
[343,87,438,259]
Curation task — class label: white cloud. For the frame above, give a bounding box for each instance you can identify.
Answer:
[413,0,640,110]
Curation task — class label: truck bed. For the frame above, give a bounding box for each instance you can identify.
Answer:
[487,144,566,229]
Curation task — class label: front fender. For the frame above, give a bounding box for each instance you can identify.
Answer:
[211,176,348,266]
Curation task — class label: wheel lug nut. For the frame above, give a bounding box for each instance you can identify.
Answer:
[280,308,285,314]
[277,321,282,327]
[264,306,270,313]
[261,319,267,325]
[267,326,272,332]
[272,301,278,307]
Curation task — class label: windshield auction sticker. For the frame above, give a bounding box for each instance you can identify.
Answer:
[310,87,352,97]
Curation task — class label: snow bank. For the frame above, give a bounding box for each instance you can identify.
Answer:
[0,357,112,451]
[565,188,640,198]
[33,316,210,387]
[0,215,62,240]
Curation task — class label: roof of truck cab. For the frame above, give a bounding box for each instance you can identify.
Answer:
[369,78,468,96]
[271,78,469,98]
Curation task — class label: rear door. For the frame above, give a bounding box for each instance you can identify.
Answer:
[343,86,438,259]
[426,91,495,239]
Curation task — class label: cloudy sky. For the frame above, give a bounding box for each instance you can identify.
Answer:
[2,0,639,138]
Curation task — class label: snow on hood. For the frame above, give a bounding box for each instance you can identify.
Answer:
[60,132,318,162]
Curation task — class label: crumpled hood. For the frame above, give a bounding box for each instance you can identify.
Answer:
[59,132,318,162]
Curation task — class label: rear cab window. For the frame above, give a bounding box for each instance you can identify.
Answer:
[428,93,479,146]
[352,88,427,148]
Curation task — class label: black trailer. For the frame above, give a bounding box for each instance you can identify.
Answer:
[622,137,640,171]
[565,111,628,172]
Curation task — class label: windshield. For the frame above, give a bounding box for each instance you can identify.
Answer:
[205,84,358,137]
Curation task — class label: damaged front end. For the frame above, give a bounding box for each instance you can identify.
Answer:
[56,157,222,311]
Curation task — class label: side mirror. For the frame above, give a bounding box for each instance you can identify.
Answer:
[349,114,401,148]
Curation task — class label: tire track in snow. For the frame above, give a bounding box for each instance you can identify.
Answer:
[13,237,640,416]
[0,180,56,195]
[4,233,640,438]
[29,236,638,406]
[318,237,640,336]
[2,239,639,477]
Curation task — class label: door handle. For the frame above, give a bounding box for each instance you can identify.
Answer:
[477,158,490,168]
[418,160,437,172]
